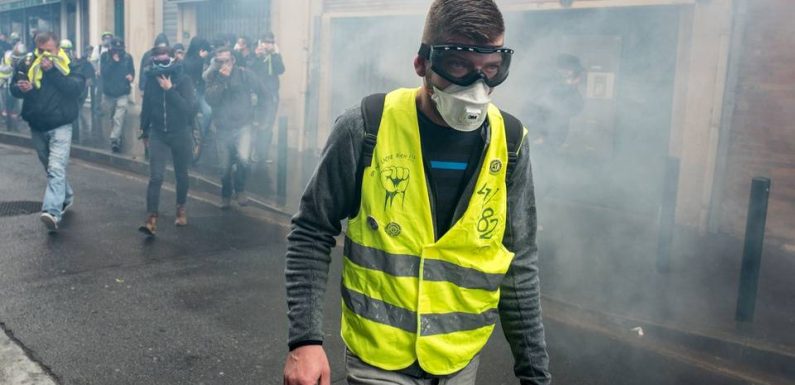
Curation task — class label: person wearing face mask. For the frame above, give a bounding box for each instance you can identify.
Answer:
[205,47,267,209]
[139,33,170,95]
[138,46,196,236]
[100,38,135,153]
[10,32,86,232]
[282,1,550,385]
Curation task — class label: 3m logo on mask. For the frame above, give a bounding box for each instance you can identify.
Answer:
[466,107,482,122]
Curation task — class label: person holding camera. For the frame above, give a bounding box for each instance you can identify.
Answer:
[100,37,135,153]
[10,32,86,232]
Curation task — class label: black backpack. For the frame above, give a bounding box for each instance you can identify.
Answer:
[354,93,525,206]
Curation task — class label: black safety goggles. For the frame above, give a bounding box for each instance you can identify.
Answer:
[419,43,514,87]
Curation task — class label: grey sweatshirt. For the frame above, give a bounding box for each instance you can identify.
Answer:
[285,105,551,385]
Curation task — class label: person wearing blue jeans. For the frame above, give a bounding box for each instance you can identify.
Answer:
[205,47,267,208]
[31,124,75,222]
[10,31,86,232]
[216,124,253,207]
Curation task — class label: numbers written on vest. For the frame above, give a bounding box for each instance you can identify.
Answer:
[476,183,500,240]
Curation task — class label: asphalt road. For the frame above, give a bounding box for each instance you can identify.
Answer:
[0,143,749,385]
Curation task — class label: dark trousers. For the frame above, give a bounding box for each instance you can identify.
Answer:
[147,130,192,214]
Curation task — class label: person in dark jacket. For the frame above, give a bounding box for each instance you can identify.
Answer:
[139,33,170,94]
[233,36,257,69]
[10,32,86,232]
[172,43,185,62]
[100,37,135,152]
[250,32,285,163]
[183,37,212,142]
[138,46,196,236]
[204,47,267,208]
[74,45,97,140]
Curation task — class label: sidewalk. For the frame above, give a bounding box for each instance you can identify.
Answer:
[1,325,57,385]
[538,199,795,364]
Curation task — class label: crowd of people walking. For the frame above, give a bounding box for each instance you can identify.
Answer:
[0,29,285,235]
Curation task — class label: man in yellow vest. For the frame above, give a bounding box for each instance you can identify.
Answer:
[283,1,550,384]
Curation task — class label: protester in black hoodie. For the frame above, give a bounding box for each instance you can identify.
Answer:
[100,37,135,152]
[138,46,196,236]
[183,37,213,146]
[10,32,86,232]
[139,33,169,93]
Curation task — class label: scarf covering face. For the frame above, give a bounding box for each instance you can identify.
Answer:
[29,48,71,89]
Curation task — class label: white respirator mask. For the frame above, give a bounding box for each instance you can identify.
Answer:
[430,80,492,132]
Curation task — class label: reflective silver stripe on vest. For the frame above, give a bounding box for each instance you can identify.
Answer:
[420,309,499,336]
[341,285,416,333]
[422,258,504,291]
[345,237,420,277]
[341,285,499,336]
[345,238,504,291]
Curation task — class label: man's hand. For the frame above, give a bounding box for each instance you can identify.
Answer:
[156,75,172,91]
[112,52,121,62]
[40,57,53,71]
[16,80,33,93]
[126,74,134,82]
[283,345,331,385]
[219,64,232,78]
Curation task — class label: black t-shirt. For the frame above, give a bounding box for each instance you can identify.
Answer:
[417,111,484,238]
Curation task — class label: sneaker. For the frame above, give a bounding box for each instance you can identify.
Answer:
[40,213,59,232]
[111,143,121,153]
[220,197,232,210]
[236,192,249,207]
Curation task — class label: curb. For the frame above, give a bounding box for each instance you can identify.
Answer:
[0,131,293,221]
[542,297,795,383]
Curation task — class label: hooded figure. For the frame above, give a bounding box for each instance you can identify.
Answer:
[139,33,170,92]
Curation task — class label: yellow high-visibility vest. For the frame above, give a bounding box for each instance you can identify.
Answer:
[342,87,515,375]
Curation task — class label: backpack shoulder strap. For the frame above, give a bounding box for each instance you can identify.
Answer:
[352,93,386,217]
[360,93,386,167]
[500,110,526,184]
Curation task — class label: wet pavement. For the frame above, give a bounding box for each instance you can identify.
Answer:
[0,143,763,385]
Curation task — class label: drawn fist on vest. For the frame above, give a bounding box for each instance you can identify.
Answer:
[380,166,410,208]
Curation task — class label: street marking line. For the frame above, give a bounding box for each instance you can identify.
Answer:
[0,326,58,385]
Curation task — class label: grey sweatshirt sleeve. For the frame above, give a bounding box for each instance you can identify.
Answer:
[285,107,364,348]
[499,136,552,385]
